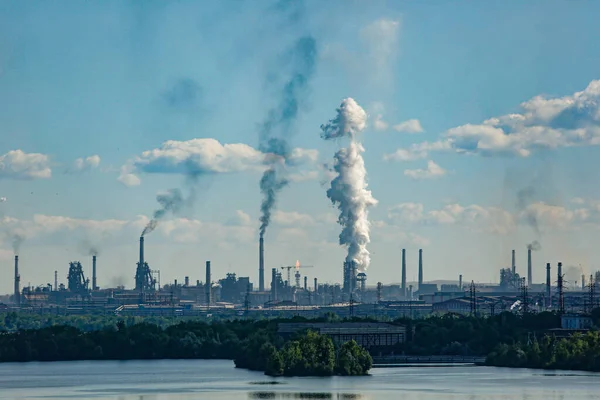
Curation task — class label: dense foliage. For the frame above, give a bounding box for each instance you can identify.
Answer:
[395,312,561,356]
[0,312,184,332]
[233,329,371,376]
[0,320,267,362]
[487,331,600,371]
[262,331,371,377]
[3,309,591,372]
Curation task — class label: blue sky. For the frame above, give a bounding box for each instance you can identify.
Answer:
[1,0,600,293]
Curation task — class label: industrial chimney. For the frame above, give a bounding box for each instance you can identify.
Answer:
[92,255,97,291]
[418,249,423,289]
[14,255,20,306]
[527,248,532,286]
[314,277,318,293]
[459,274,463,291]
[511,249,516,276]
[54,270,58,292]
[303,276,307,291]
[139,236,144,266]
[271,268,277,301]
[558,262,563,282]
[401,248,407,297]
[582,275,586,290]
[205,261,211,306]
[546,263,551,307]
[259,236,265,292]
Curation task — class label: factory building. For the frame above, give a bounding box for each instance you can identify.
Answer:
[278,322,407,354]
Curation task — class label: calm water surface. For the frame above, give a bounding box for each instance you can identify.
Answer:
[0,359,599,400]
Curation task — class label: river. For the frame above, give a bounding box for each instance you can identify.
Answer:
[0,360,598,399]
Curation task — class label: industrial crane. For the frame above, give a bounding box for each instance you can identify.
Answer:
[281,260,313,288]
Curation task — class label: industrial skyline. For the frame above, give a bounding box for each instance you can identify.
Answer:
[1,1,600,294]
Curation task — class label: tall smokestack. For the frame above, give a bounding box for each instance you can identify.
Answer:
[546,263,551,307]
[54,270,58,292]
[401,248,407,297]
[205,261,211,306]
[418,249,423,289]
[304,276,307,291]
[14,255,20,306]
[314,277,318,293]
[527,248,532,286]
[259,236,264,292]
[582,275,586,290]
[139,236,144,266]
[92,255,97,291]
[271,268,277,301]
[459,274,463,291]
[511,249,516,276]
[558,262,562,281]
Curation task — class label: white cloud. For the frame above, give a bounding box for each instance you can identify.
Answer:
[118,138,318,185]
[273,210,315,227]
[404,160,447,180]
[373,114,389,131]
[519,202,591,229]
[387,197,600,234]
[383,141,449,162]
[225,210,252,226]
[0,211,259,250]
[393,119,424,133]
[0,197,6,202]
[370,219,430,246]
[0,150,51,180]
[388,203,515,234]
[390,80,600,159]
[360,18,401,80]
[387,203,425,224]
[117,170,141,187]
[70,155,101,172]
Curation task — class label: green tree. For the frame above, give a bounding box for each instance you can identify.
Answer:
[335,340,372,376]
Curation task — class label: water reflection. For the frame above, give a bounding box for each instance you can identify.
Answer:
[249,393,364,399]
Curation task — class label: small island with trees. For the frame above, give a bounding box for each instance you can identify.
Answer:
[235,330,372,376]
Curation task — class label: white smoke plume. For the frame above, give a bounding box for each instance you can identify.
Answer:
[320,98,377,271]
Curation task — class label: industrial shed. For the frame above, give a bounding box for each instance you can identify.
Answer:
[277,322,407,351]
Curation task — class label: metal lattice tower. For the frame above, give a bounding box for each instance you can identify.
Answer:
[557,274,566,314]
[520,277,530,314]
[588,274,596,313]
[469,281,477,316]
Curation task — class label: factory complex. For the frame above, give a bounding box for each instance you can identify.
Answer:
[3,235,599,320]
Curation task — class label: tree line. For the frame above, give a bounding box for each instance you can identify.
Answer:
[2,310,599,372]
[486,331,600,371]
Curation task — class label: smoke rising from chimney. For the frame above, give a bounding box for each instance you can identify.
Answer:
[320,98,377,271]
[527,240,541,251]
[258,36,317,238]
[142,189,184,236]
[11,233,24,255]
[517,185,540,236]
